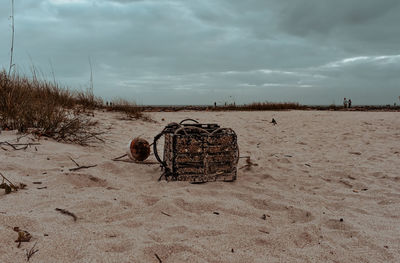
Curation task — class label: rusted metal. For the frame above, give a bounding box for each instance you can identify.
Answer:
[153,119,239,182]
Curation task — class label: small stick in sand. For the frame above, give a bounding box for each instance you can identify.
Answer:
[69,164,97,172]
[161,211,171,217]
[112,153,127,161]
[0,141,40,150]
[69,156,80,167]
[154,253,163,263]
[55,208,77,221]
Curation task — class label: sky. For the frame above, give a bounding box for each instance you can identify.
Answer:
[1,0,399,105]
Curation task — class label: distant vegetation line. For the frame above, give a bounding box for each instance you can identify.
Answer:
[141,104,400,112]
[1,69,399,141]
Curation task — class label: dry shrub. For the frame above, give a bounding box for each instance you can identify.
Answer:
[0,70,102,145]
[109,98,144,119]
[214,102,304,111]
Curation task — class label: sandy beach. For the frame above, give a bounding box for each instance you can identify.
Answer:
[0,110,399,262]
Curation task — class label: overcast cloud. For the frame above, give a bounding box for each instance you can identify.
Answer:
[1,0,399,105]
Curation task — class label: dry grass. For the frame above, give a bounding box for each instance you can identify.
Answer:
[0,70,104,145]
[213,102,304,111]
[108,98,144,119]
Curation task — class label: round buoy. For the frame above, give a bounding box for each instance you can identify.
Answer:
[127,138,150,161]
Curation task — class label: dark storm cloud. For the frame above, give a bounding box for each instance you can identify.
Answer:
[279,0,399,35]
[0,0,399,105]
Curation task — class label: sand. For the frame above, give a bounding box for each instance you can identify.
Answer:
[0,110,399,262]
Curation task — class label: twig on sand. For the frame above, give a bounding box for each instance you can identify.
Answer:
[1,171,26,194]
[55,208,77,221]
[112,154,127,161]
[161,211,171,217]
[69,156,80,167]
[0,211,6,214]
[112,154,158,165]
[258,230,269,234]
[154,253,163,263]
[0,141,40,151]
[68,156,97,171]
[25,242,39,261]
[0,171,15,185]
[7,143,40,146]
[69,164,97,172]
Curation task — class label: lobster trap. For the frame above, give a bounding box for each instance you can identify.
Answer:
[153,119,239,182]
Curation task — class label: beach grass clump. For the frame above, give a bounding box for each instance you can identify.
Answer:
[0,70,103,145]
[108,98,144,119]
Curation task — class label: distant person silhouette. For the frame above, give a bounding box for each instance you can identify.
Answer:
[343,98,348,108]
[348,99,352,108]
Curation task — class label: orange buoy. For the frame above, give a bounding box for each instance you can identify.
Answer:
[127,137,150,161]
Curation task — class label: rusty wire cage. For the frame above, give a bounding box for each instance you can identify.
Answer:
[153,119,239,182]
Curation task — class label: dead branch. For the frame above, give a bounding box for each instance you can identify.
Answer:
[55,208,77,221]
[69,164,97,172]
[25,242,38,261]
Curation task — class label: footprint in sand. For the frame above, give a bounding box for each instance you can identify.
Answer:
[63,173,108,188]
[140,194,160,206]
[293,231,314,248]
[287,206,314,223]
